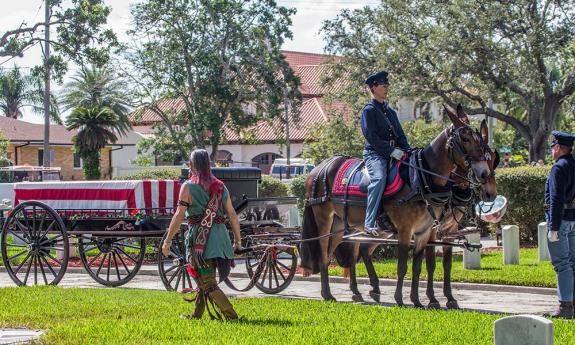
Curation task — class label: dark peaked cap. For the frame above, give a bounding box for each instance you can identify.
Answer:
[552,130,575,147]
[365,71,389,86]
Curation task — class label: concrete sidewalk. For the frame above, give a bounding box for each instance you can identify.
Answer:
[0,269,557,315]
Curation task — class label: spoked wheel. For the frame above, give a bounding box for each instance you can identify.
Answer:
[78,235,145,287]
[246,245,298,294]
[0,200,69,286]
[158,232,194,292]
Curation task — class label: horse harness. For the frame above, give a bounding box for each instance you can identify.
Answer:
[306,125,489,235]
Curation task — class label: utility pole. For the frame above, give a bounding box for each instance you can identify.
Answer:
[284,86,291,179]
[42,0,51,167]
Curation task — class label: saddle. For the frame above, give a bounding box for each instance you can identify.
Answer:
[331,153,423,207]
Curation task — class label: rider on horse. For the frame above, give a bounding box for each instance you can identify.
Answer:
[361,71,410,237]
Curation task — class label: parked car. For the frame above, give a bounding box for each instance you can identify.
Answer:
[270,158,314,181]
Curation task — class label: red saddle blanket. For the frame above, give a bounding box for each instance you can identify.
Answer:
[332,158,405,200]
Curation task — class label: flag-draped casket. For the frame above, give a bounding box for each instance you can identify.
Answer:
[13,180,181,213]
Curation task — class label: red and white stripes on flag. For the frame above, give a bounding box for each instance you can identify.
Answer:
[13,180,181,212]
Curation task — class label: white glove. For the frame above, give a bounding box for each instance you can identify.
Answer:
[548,230,559,242]
[390,148,404,160]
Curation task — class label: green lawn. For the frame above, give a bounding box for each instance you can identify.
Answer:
[0,286,573,344]
[329,248,557,288]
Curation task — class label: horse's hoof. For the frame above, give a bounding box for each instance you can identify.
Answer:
[323,295,337,302]
[427,301,441,309]
[369,291,381,303]
[446,300,460,309]
[412,302,425,309]
[352,294,364,303]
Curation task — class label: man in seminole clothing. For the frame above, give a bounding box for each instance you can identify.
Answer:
[162,149,241,320]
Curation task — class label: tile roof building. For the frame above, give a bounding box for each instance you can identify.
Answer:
[126,50,349,174]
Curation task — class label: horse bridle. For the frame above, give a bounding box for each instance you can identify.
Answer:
[447,125,493,185]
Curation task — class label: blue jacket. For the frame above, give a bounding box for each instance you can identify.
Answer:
[545,153,575,231]
[360,99,409,159]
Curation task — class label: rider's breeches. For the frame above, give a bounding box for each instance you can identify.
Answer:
[548,221,575,302]
[193,259,238,320]
[364,149,388,229]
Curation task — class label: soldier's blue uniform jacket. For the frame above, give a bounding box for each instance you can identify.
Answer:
[545,134,575,231]
[360,100,410,159]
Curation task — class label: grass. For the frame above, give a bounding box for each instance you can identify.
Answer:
[0,286,574,345]
[329,248,557,288]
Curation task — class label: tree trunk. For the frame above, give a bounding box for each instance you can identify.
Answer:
[526,97,560,162]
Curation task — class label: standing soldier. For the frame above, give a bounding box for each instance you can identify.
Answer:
[360,71,410,237]
[544,131,575,319]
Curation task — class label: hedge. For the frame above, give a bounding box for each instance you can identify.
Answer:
[289,173,308,211]
[495,166,550,241]
[113,168,181,181]
[258,175,289,197]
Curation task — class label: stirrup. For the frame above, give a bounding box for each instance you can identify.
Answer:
[364,228,380,237]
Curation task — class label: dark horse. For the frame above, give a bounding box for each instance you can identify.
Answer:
[300,105,496,305]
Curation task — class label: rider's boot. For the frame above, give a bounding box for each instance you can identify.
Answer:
[543,301,574,319]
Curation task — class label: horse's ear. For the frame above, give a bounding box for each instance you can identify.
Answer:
[456,104,470,124]
[493,150,500,170]
[480,119,489,143]
[443,104,465,128]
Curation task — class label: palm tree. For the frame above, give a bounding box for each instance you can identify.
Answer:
[60,65,132,136]
[0,66,61,123]
[66,107,120,180]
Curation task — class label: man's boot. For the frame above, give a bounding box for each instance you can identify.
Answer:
[543,301,574,319]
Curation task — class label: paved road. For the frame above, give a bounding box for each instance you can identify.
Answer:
[0,267,557,315]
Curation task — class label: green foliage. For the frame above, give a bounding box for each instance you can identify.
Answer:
[130,154,154,167]
[0,130,9,158]
[113,168,181,181]
[303,114,364,165]
[0,1,117,80]
[288,173,308,212]
[82,150,101,180]
[127,0,301,161]
[5,288,575,344]
[402,119,444,148]
[330,248,556,288]
[259,175,289,197]
[0,66,61,123]
[495,166,551,241]
[60,65,132,136]
[322,0,575,161]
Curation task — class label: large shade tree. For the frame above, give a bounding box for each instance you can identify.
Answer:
[126,0,301,162]
[322,0,575,161]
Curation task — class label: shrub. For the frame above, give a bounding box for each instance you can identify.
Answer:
[114,168,181,181]
[259,175,289,197]
[289,173,308,211]
[496,166,550,241]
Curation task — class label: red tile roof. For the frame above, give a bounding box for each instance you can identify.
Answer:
[223,98,328,144]
[0,116,132,146]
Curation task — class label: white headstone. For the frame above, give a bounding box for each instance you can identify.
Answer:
[538,222,550,262]
[463,230,481,269]
[502,225,520,265]
[0,328,44,345]
[494,315,553,345]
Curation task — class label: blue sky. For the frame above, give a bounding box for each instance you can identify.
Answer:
[0,0,377,122]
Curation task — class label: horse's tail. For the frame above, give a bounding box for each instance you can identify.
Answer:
[299,204,321,275]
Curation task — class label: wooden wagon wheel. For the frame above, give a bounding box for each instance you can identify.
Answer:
[0,200,69,286]
[246,245,297,294]
[78,235,145,287]
[158,231,195,292]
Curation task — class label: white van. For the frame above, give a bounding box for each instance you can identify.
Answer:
[270,158,314,181]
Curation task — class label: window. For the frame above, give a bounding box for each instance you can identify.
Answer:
[38,149,55,166]
[73,153,83,169]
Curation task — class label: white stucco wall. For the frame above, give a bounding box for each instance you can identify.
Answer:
[215,143,305,165]
[111,131,145,177]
